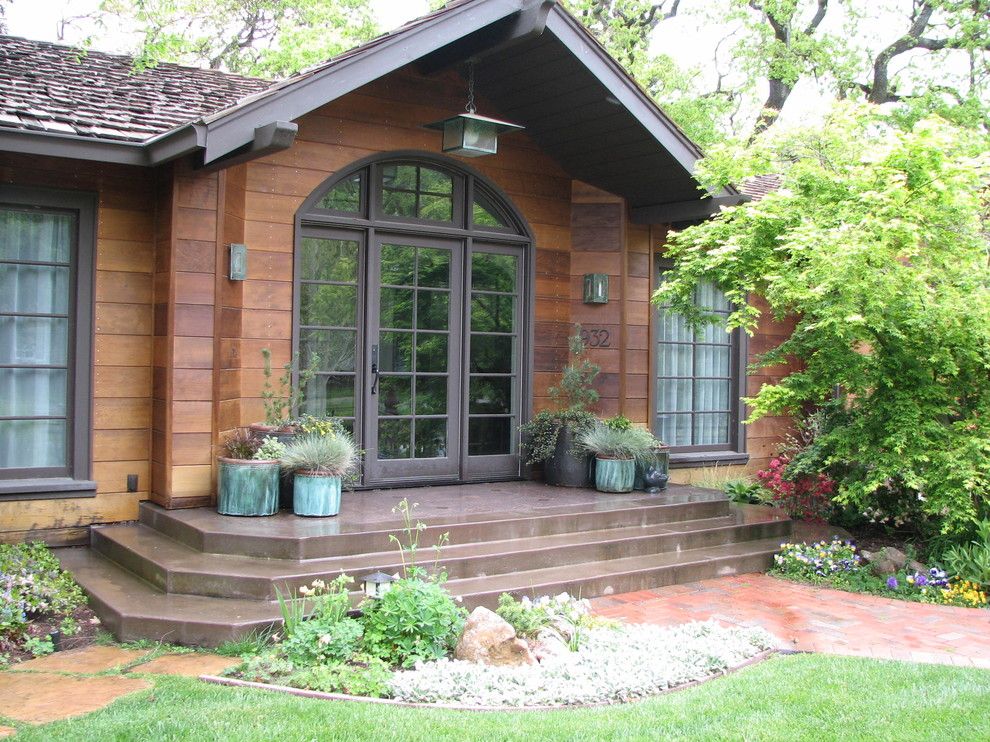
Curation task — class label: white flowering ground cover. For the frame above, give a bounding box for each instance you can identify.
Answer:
[389,621,776,707]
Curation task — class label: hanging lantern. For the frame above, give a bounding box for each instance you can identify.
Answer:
[426,62,523,158]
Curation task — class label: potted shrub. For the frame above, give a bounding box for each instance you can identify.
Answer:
[280,431,361,517]
[217,430,286,516]
[519,327,600,487]
[577,423,653,494]
[250,348,320,442]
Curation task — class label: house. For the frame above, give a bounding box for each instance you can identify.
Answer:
[0,0,795,640]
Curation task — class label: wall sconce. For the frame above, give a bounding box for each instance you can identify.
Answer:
[583,273,609,304]
[229,243,247,281]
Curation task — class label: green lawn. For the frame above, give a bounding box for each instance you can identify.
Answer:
[6,654,990,741]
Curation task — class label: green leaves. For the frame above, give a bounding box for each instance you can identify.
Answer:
[658,106,990,535]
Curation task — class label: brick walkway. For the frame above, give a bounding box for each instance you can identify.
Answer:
[591,574,990,669]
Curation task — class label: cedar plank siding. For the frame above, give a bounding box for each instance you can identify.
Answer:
[0,62,795,539]
[0,153,153,544]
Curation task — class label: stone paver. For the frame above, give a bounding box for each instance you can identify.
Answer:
[0,672,150,724]
[592,574,990,668]
[11,645,148,674]
[132,652,240,677]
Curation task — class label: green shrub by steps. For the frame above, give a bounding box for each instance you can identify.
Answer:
[360,578,466,669]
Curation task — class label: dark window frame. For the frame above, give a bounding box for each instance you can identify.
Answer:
[0,185,96,499]
[651,255,748,467]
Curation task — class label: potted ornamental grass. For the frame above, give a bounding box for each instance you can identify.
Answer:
[217,429,286,516]
[519,326,599,487]
[577,422,653,493]
[280,432,361,517]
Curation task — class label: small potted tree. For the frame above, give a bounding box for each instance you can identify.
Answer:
[280,431,361,517]
[577,422,653,493]
[217,430,286,516]
[251,348,320,443]
[519,327,599,487]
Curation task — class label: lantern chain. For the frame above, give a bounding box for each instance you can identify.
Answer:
[466,61,477,114]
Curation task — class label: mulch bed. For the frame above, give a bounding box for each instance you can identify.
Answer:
[2,606,101,665]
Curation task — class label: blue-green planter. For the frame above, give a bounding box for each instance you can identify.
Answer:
[594,457,635,493]
[217,458,280,516]
[293,472,342,517]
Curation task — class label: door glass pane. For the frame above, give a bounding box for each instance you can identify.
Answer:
[381,244,415,285]
[299,329,356,372]
[469,417,512,456]
[382,164,418,190]
[417,248,450,288]
[380,287,414,329]
[419,167,452,194]
[417,291,448,330]
[379,419,412,459]
[471,253,517,292]
[419,194,453,222]
[416,334,447,372]
[382,189,416,219]
[658,343,692,377]
[300,285,357,326]
[300,238,359,282]
[0,420,66,469]
[471,294,514,333]
[379,376,412,415]
[379,331,412,372]
[469,377,513,414]
[302,374,356,418]
[415,376,447,415]
[470,335,513,374]
[414,418,448,458]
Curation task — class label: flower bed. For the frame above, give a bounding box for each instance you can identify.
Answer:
[388,621,775,707]
[773,540,989,608]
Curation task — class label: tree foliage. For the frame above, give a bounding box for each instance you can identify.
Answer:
[93,0,379,77]
[656,104,990,535]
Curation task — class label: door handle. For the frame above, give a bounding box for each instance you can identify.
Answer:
[370,344,380,395]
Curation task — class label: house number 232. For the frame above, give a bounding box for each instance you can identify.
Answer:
[580,328,611,348]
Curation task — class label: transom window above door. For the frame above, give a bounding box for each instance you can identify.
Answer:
[309,159,526,235]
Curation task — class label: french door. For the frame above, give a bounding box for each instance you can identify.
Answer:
[297,232,526,487]
[364,234,462,483]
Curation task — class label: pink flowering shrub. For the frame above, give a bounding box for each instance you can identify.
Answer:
[757,456,835,523]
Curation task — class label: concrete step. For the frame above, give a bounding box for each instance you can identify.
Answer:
[58,534,786,647]
[90,508,789,601]
[136,492,732,560]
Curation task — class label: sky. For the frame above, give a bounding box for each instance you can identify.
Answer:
[3,0,967,130]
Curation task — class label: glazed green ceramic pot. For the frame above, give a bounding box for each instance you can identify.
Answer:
[216,458,280,516]
[594,457,635,493]
[293,472,342,517]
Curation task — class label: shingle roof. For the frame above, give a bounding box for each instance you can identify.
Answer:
[739,173,782,202]
[0,36,270,142]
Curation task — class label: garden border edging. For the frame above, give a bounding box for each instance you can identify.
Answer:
[199,649,777,712]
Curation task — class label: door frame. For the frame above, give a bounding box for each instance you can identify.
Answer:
[292,151,536,488]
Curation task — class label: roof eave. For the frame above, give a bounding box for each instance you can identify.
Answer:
[0,127,150,166]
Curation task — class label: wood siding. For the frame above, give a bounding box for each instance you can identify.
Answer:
[0,153,153,544]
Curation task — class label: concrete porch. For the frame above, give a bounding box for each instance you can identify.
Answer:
[57,481,790,646]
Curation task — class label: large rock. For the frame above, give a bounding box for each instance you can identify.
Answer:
[862,546,910,577]
[531,627,572,666]
[454,607,536,666]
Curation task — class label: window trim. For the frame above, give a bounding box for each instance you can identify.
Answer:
[650,254,748,467]
[0,185,96,499]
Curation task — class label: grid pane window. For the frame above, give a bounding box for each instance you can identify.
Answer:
[381,165,454,223]
[298,237,360,427]
[654,263,737,449]
[467,251,519,456]
[0,207,74,470]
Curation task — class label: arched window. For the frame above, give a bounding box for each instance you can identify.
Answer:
[294,154,531,486]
